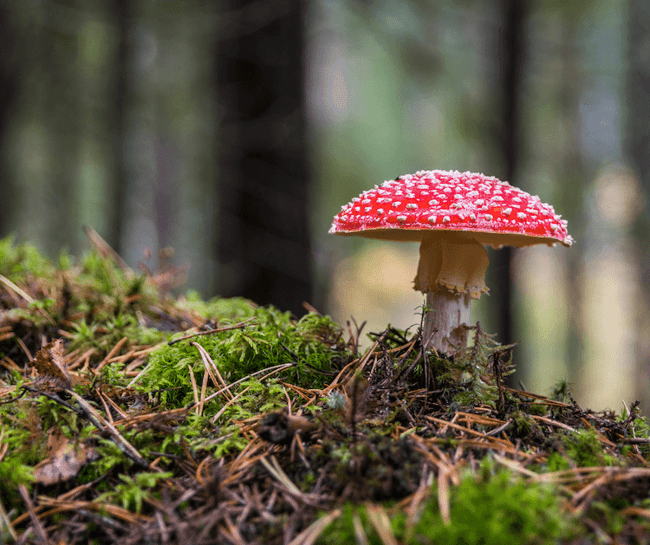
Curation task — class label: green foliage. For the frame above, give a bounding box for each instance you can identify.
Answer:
[176,292,258,321]
[0,402,47,465]
[436,327,517,411]
[0,458,34,499]
[67,314,163,353]
[543,427,620,472]
[142,304,346,407]
[0,236,54,282]
[106,313,164,347]
[0,404,38,505]
[509,411,537,437]
[560,429,619,468]
[321,461,571,545]
[1,235,639,543]
[588,501,628,537]
[76,251,123,297]
[629,415,650,438]
[96,471,172,513]
[550,381,573,403]
[525,403,548,416]
[81,436,143,484]
[545,451,571,472]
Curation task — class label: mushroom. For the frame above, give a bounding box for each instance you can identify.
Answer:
[329,169,573,354]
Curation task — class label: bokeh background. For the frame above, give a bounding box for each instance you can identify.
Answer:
[0,0,648,414]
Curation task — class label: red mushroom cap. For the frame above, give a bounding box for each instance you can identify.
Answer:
[330,170,573,248]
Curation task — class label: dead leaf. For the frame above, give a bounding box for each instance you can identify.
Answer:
[33,428,97,485]
[31,339,71,388]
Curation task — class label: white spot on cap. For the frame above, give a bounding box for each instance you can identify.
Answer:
[364,207,372,213]
[517,212,526,220]
[406,203,418,210]
[392,201,401,208]
[475,199,485,206]
[377,208,384,215]
[485,214,493,221]
[504,207,512,216]
[428,215,436,223]
[442,215,451,223]
[396,215,407,222]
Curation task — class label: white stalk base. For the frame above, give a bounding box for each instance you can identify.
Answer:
[423,291,471,355]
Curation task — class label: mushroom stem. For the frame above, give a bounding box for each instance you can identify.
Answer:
[414,234,489,354]
[423,291,471,354]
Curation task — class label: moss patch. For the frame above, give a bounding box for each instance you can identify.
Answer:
[1,237,650,544]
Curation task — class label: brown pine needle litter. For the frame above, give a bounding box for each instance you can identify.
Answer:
[2,239,650,544]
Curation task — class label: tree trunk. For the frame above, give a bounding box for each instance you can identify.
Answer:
[108,0,132,255]
[494,0,527,352]
[0,4,18,238]
[214,0,312,316]
[626,0,650,411]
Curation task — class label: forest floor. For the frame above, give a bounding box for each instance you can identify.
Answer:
[1,234,650,545]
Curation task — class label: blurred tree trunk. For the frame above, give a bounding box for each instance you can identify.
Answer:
[493,0,527,355]
[0,4,18,238]
[627,0,650,278]
[556,17,585,389]
[108,0,132,255]
[42,1,79,254]
[627,0,650,406]
[214,0,313,315]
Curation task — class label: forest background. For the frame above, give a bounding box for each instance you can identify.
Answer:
[0,0,648,415]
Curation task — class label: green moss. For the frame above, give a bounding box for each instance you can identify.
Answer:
[96,471,173,513]
[0,236,55,282]
[545,451,572,472]
[1,235,643,543]
[321,460,572,545]
[550,381,572,404]
[561,429,619,468]
[525,403,548,416]
[512,412,537,435]
[141,305,346,407]
[0,401,48,465]
[176,292,258,321]
[0,458,34,501]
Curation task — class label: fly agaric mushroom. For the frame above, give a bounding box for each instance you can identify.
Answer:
[329,169,573,354]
